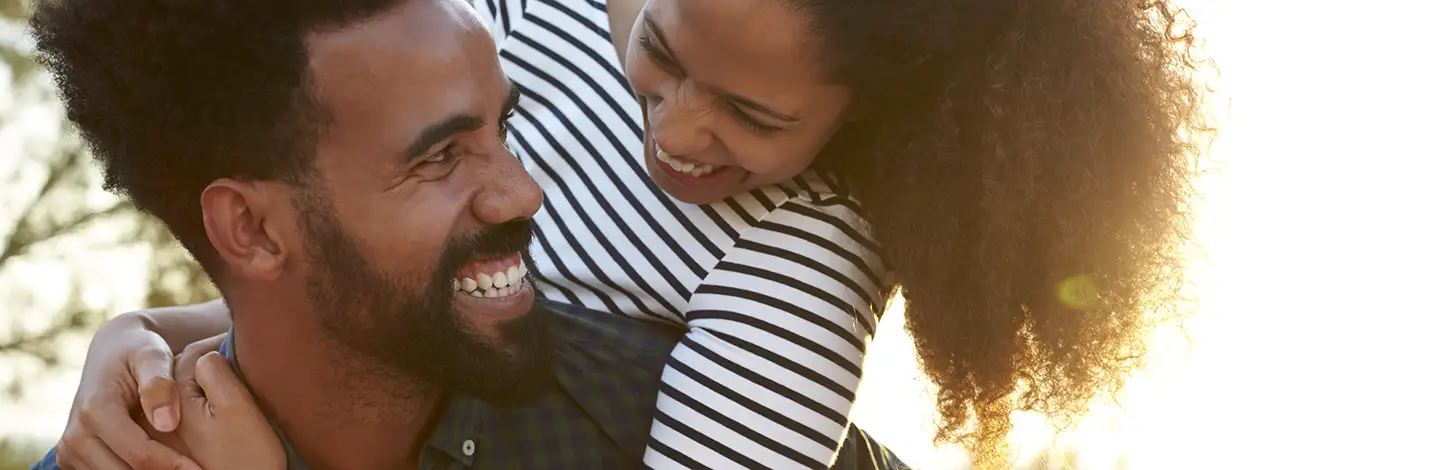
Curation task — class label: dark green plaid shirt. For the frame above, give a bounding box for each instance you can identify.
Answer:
[33,301,908,470]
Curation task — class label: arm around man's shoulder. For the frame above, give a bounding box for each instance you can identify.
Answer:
[32,400,195,470]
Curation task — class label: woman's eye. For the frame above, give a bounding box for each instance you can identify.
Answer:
[638,34,682,76]
[730,105,782,135]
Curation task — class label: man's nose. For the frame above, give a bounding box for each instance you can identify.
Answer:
[470,152,543,226]
[650,90,714,156]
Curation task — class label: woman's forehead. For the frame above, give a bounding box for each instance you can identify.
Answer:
[649,0,835,109]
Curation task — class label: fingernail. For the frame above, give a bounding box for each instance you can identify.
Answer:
[153,405,177,432]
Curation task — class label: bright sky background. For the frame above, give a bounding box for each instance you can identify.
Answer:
[3,0,1439,468]
[851,1,1440,468]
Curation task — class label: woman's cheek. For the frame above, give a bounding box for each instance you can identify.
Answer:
[737,142,815,182]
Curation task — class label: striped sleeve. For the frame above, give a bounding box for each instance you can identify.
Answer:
[641,198,885,469]
[470,0,527,42]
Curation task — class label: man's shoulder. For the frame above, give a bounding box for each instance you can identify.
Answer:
[30,446,58,470]
[544,300,681,355]
[537,302,910,470]
[536,301,682,458]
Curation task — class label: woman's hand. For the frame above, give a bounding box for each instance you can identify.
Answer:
[173,340,286,470]
[55,311,199,470]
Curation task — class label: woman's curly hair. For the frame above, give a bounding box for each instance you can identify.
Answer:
[805,0,1207,465]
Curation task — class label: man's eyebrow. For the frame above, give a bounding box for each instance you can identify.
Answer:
[403,115,484,161]
[402,84,519,162]
[643,12,797,124]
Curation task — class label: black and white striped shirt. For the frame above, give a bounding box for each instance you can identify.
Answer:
[475,0,885,467]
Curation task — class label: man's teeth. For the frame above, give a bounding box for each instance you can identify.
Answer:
[657,149,718,177]
[453,263,528,298]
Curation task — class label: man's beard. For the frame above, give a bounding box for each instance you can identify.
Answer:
[295,192,552,405]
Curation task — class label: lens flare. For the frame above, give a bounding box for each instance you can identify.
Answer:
[1057,275,1099,310]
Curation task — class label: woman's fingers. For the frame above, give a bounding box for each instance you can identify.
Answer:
[175,334,226,419]
[81,399,193,470]
[175,334,224,375]
[74,436,131,470]
[193,351,250,411]
[131,344,180,432]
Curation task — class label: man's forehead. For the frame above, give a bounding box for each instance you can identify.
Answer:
[302,0,501,161]
[306,0,490,79]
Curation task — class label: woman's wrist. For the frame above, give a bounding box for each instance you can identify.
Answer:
[131,299,234,354]
[88,310,158,355]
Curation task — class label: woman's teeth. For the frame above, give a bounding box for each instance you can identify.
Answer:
[657,149,718,177]
[453,262,528,298]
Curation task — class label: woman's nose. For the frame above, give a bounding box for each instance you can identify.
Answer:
[649,90,714,156]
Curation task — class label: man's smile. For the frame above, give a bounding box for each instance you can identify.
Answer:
[452,252,534,320]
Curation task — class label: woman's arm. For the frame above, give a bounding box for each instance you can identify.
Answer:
[136,299,234,354]
[54,301,233,470]
[640,198,885,469]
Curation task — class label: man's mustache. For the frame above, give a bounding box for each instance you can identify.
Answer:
[438,219,535,275]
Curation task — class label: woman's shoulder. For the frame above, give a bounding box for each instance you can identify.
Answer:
[753,171,874,246]
[702,173,888,326]
[778,171,861,210]
[727,171,881,273]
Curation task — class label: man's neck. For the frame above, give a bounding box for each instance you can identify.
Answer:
[228,292,444,470]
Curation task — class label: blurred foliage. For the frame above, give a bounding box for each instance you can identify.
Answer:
[0,437,46,470]
[0,0,216,463]
[0,0,216,374]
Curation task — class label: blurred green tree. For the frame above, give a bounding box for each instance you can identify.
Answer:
[1,0,216,465]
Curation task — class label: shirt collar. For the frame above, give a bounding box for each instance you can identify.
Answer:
[216,332,309,469]
[218,332,490,468]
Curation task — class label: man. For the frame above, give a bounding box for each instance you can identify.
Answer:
[28,0,907,468]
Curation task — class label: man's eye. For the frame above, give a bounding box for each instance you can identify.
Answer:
[425,146,459,164]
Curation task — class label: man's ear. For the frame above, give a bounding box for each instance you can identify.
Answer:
[200,179,293,281]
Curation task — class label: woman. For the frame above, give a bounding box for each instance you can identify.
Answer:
[56,0,1204,467]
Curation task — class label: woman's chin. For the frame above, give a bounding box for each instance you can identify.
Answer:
[649,165,724,204]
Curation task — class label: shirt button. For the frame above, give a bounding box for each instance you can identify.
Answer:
[462,439,475,456]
